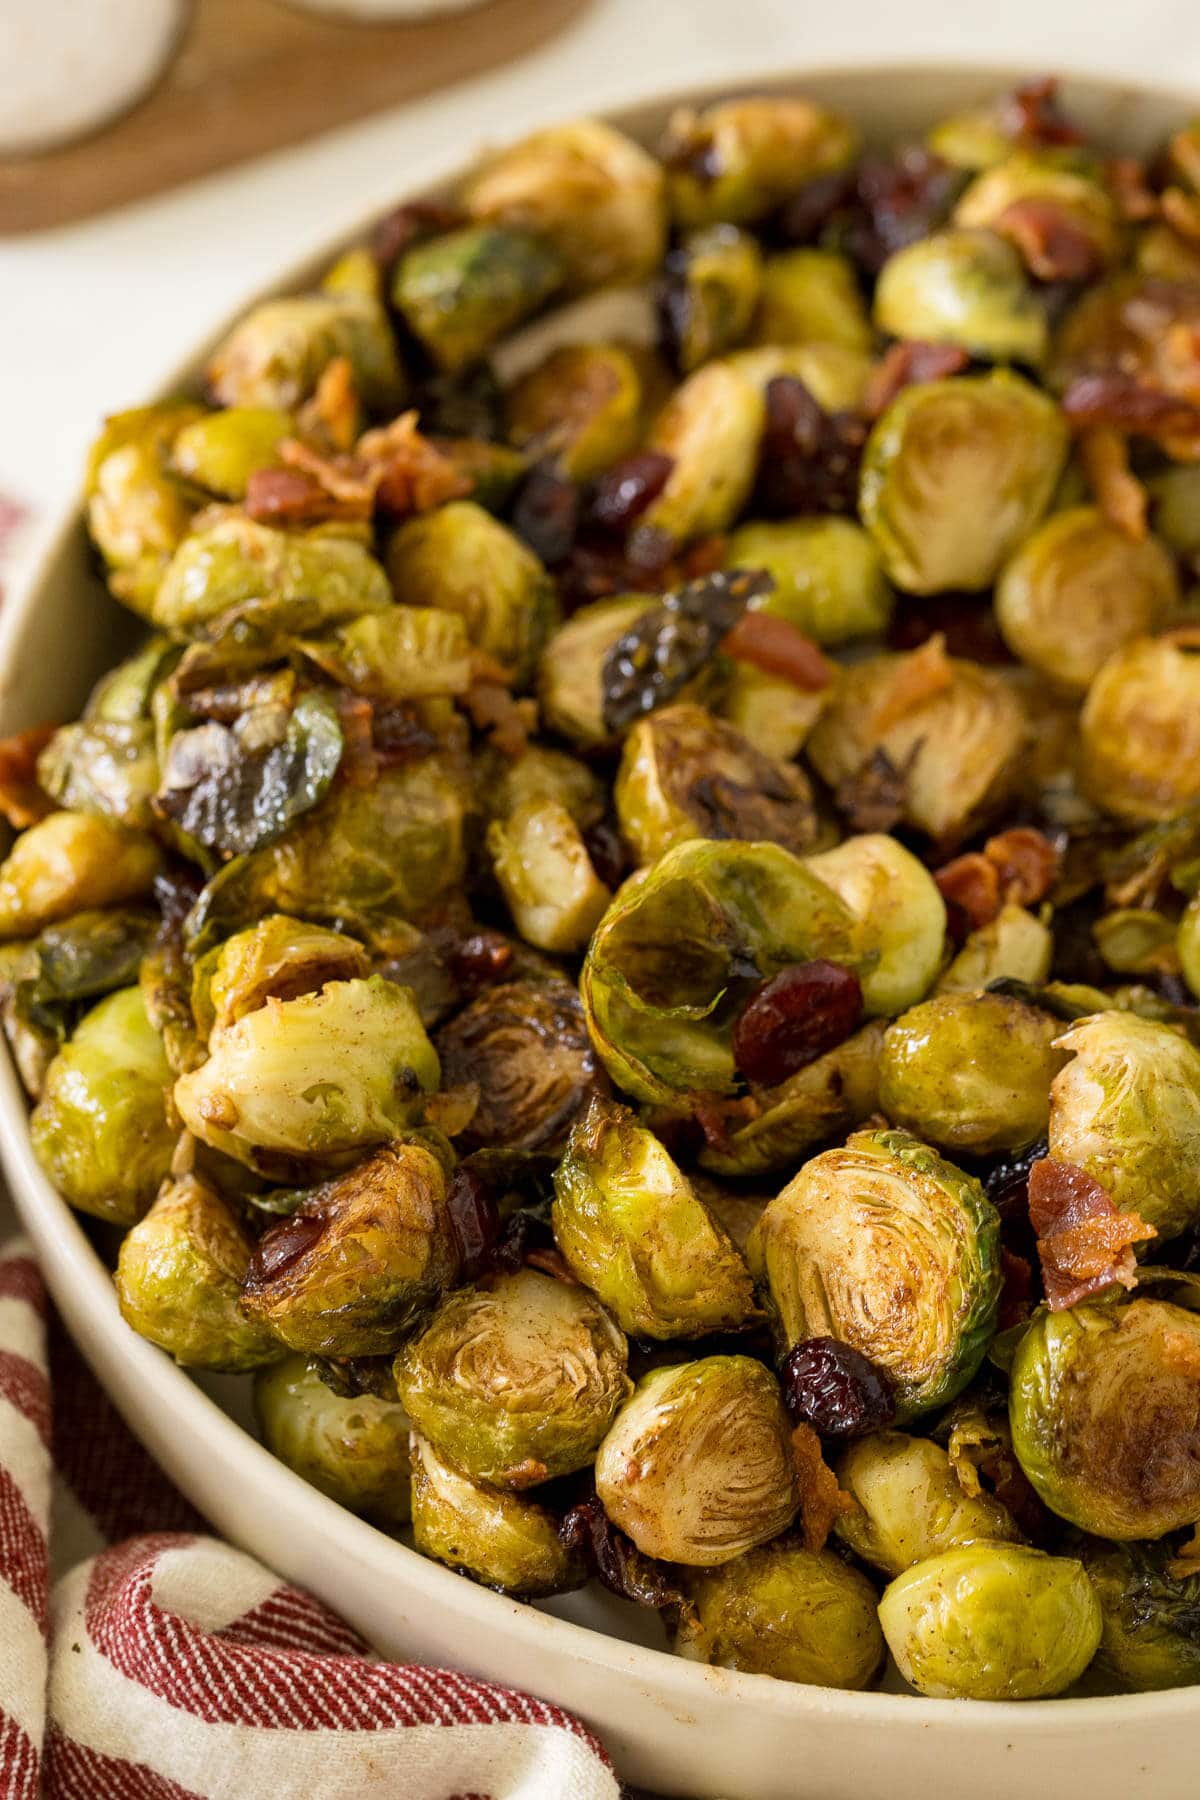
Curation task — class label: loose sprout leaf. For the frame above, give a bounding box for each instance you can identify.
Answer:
[600,568,773,734]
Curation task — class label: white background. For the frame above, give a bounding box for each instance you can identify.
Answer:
[2,0,1199,578]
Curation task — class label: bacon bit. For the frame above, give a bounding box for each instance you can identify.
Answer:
[1106,157,1160,223]
[1162,187,1200,246]
[1078,425,1147,542]
[502,1458,550,1491]
[251,412,470,526]
[721,611,834,691]
[1027,1156,1155,1311]
[1161,1321,1200,1380]
[0,723,58,829]
[297,355,361,451]
[983,826,1061,907]
[333,691,378,788]
[993,198,1103,281]
[998,1249,1035,1330]
[360,412,472,515]
[1062,373,1200,458]
[834,747,912,834]
[935,853,1002,931]
[245,464,364,525]
[997,76,1086,150]
[871,633,952,735]
[789,1423,857,1553]
[463,679,535,758]
[863,341,969,418]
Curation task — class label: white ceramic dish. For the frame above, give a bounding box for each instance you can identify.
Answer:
[3,63,1199,1800]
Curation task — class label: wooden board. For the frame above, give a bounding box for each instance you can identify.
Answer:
[0,0,591,235]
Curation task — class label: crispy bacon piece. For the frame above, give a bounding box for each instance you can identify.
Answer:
[721,610,834,691]
[0,723,57,829]
[1062,373,1200,457]
[863,341,969,418]
[997,76,1085,150]
[333,692,378,788]
[983,826,1061,907]
[1027,1156,1155,1311]
[462,677,535,758]
[993,198,1104,281]
[297,355,360,451]
[790,1423,857,1553]
[249,411,470,526]
[1078,424,1147,541]
[245,464,363,525]
[870,633,952,734]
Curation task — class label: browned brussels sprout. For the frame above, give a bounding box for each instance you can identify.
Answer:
[191,915,369,1039]
[409,1432,583,1595]
[661,225,764,372]
[391,226,564,373]
[505,343,644,480]
[206,292,404,413]
[85,403,206,613]
[754,248,872,352]
[1080,634,1200,824]
[255,1353,413,1528]
[662,97,858,228]
[0,812,162,942]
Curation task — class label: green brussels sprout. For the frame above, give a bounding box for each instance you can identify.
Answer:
[835,1431,1022,1576]
[581,837,860,1107]
[153,513,392,637]
[859,371,1068,594]
[637,360,766,544]
[938,902,1054,993]
[806,650,1028,842]
[504,343,643,480]
[537,593,657,749]
[879,1544,1101,1699]
[174,976,439,1169]
[463,118,667,290]
[239,1137,458,1355]
[1080,635,1200,824]
[662,96,859,228]
[300,605,473,702]
[879,991,1068,1155]
[805,834,947,1017]
[875,229,1048,365]
[30,986,174,1225]
[663,225,764,372]
[1093,908,1179,979]
[391,226,563,374]
[479,742,605,830]
[954,154,1122,274]
[748,1129,1001,1421]
[594,1356,796,1564]
[37,718,159,831]
[409,1433,581,1597]
[255,1353,413,1528]
[487,799,610,954]
[0,812,161,942]
[115,1172,282,1371]
[386,500,556,686]
[614,703,819,867]
[675,1541,884,1689]
[752,247,872,352]
[718,664,829,763]
[723,518,892,647]
[205,292,405,413]
[170,407,293,499]
[1049,276,1200,439]
[697,1020,886,1178]
[1149,465,1200,561]
[394,1268,630,1488]
[1179,892,1200,1001]
[1009,1296,1200,1538]
[85,635,181,725]
[728,341,873,412]
[193,914,369,1038]
[996,508,1179,693]
[1047,1010,1200,1242]
[551,1096,756,1338]
[85,403,206,612]
[1082,1539,1200,1692]
[925,104,1012,172]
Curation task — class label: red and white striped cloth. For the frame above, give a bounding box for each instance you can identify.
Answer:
[0,1225,625,1800]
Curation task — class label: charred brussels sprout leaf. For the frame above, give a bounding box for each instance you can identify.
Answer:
[748,1128,1001,1421]
[1080,635,1200,825]
[116,1173,282,1371]
[874,229,1048,365]
[660,225,764,373]
[552,1096,757,1338]
[194,914,369,1038]
[1082,1539,1200,1692]
[394,1268,630,1487]
[805,834,946,1018]
[391,226,564,373]
[723,517,892,647]
[835,1430,1022,1576]
[153,514,392,638]
[879,1544,1101,1699]
[206,292,404,413]
[410,1433,582,1596]
[595,1356,796,1564]
[662,97,859,228]
[254,1353,413,1528]
[0,812,161,942]
[600,569,772,737]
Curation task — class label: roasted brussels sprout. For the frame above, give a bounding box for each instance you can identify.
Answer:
[719,665,830,763]
[254,1353,413,1528]
[37,716,160,832]
[859,372,1068,593]
[581,837,860,1107]
[874,230,1048,365]
[1080,635,1200,824]
[835,1431,1022,1576]
[723,517,892,646]
[675,1541,884,1689]
[463,118,666,290]
[637,360,766,543]
[753,248,872,352]
[1149,465,1200,562]
[194,916,369,1040]
[614,703,819,866]
[116,1172,281,1370]
[386,500,555,685]
[996,508,1179,692]
[879,991,1067,1155]
[805,834,947,1017]
[391,226,563,373]
[504,343,643,480]
[661,225,764,372]
[410,1433,581,1596]
[30,986,174,1225]
[487,800,610,954]
[595,1356,796,1564]
[0,811,161,942]
[552,1096,756,1338]
[1048,1010,1200,1242]
[938,903,1053,993]
[394,1268,630,1487]
[953,154,1121,275]
[537,593,657,750]
[175,976,439,1170]
[1179,893,1200,1002]
[205,292,404,413]
[85,403,206,611]
[748,1129,1001,1421]
[301,605,472,702]
[663,97,858,228]
[1010,1296,1200,1538]
[239,1138,457,1355]
[480,741,605,830]
[1082,1540,1200,1692]
[879,1544,1101,1699]
[170,407,293,500]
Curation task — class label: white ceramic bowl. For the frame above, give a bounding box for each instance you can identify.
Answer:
[3,63,1199,1800]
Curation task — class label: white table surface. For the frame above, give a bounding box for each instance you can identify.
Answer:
[2,0,1198,584]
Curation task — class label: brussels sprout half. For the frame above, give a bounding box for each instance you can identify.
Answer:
[410,1433,583,1597]
[85,403,207,613]
[637,360,766,544]
[1080,635,1200,825]
[153,514,392,638]
[805,835,946,1018]
[662,224,764,372]
[504,343,644,480]
[0,812,162,943]
[754,248,872,352]
[835,1430,1022,1577]
[192,915,369,1039]
[205,292,404,414]
[748,1129,1001,1421]
[1083,1540,1200,1692]
[874,229,1048,366]
[537,594,658,750]
[487,800,610,954]
[663,96,859,228]
[255,1353,413,1529]
[723,517,892,648]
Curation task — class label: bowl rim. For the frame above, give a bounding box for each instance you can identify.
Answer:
[4,55,1200,1733]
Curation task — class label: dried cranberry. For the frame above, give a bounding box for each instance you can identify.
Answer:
[781,1337,896,1437]
[445,1165,501,1283]
[370,703,439,767]
[559,1495,688,1614]
[731,960,862,1087]
[587,451,675,532]
[447,929,515,997]
[754,377,867,518]
[244,1213,326,1290]
[887,593,1013,665]
[774,168,858,244]
[495,1208,557,1273]
[997,76,1085,150]
[843,146,961,275]
[600,567,772,734]
[510,460,580,566]
[582,816,627,891]
[981,1137,1046,1262]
